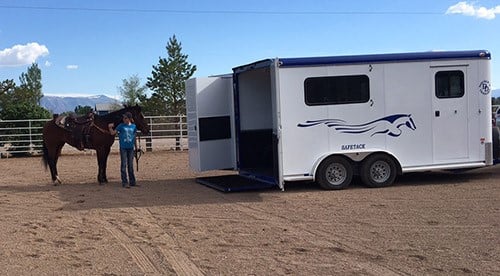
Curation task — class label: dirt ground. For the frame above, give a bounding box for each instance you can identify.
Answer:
[0,151,499,275]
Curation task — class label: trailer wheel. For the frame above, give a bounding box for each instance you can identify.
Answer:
[316,156,353,190]
[360,154,397,188]
[493,127,500,160]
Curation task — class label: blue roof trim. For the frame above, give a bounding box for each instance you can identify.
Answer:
[279,50,490,67]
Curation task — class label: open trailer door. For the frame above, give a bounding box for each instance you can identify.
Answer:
[186,76,236,171]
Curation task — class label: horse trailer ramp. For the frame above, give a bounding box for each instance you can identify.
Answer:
[196,175,276,192]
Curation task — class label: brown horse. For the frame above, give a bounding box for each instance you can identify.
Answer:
[42,105,149,185]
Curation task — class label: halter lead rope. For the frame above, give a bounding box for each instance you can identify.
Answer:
[135,133,144,172]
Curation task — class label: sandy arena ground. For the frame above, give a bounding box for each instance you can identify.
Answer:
[0,150,499,275]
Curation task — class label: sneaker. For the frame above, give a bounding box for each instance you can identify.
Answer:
[125,184,131,189]
[130,183,140,187]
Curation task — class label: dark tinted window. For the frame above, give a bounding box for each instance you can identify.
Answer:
[304,75,370,105]
[199,116,231,141]
[435,71,464,98]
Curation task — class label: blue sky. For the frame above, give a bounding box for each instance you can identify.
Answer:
[1,0,499,98]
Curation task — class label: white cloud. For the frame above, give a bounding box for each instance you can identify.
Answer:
[0,42,49,67]
[66,64,78,70]
[446,1,500,20]
[45,60,52,67]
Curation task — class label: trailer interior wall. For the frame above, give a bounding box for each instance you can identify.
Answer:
[235,67,276,181]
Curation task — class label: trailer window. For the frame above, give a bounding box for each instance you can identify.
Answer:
[435,71,464,98]
[304,75,369,105]
[199,116,231,141]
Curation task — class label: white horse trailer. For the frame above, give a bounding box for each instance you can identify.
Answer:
[187,50,496,191]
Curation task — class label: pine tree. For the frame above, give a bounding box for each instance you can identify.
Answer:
[18,63,43,105]
[146,35,196,115]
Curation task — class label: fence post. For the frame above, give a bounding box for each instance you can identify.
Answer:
[177,115,183,151]
[145,117,153,152]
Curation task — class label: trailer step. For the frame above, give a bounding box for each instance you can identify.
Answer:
[196,175,276,192]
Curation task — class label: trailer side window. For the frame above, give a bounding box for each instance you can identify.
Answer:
[304,75,370,105]
[199,116,231,141]
[435,71,464,98]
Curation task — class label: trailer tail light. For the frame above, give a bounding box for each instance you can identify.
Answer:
[480,138,485,144]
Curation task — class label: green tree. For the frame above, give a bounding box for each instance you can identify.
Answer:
[1,102,51,120]
[18,63,43,105]
[0,66,50,122]
[0,79,16,114]
[146,35,196,115]
[139,94,164,115]
[0,65,49,156]
[119,74,147,106]
[0,79,15,95]
[0,64,48,119]
[74,105,93,115]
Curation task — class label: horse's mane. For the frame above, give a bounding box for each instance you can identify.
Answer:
[94,105,139,124]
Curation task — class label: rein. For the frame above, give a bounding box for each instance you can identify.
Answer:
[91,121,113,135]
[135,133,144,171]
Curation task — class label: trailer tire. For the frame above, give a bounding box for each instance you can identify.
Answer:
[316,156,353,190]
[493,127,500,160]
[360,154,397,188]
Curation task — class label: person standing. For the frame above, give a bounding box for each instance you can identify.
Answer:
[108,112,138,188]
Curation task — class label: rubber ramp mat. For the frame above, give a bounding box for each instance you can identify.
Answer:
[196,175,276,192]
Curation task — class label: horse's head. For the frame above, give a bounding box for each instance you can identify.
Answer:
[395,114,417,131]
[404,115,417,131]
[125,104,150,135]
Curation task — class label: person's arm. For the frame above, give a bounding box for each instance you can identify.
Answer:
[108,123,117,135]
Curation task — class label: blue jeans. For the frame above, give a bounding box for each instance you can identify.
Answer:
[120,148,136,186]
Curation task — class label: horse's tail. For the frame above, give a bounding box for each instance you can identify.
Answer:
[41,142,49,171]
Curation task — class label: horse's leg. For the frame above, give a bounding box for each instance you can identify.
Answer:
[102,146,111,183]
[96,148,102,184]
[96,148,106,184]
[47,143,63,185]
[53,144,64,185]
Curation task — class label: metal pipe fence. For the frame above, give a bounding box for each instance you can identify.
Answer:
[0,115,187,158]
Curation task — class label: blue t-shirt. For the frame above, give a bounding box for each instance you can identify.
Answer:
[115,123,137,149]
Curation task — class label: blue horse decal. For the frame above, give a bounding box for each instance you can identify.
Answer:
[298,114,417,137]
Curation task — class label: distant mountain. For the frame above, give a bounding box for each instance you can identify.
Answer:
[41,94,120,114]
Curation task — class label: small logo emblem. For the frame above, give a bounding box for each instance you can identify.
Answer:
[479,80,491,95]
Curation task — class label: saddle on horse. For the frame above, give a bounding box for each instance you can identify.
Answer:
[55,113,94,150]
